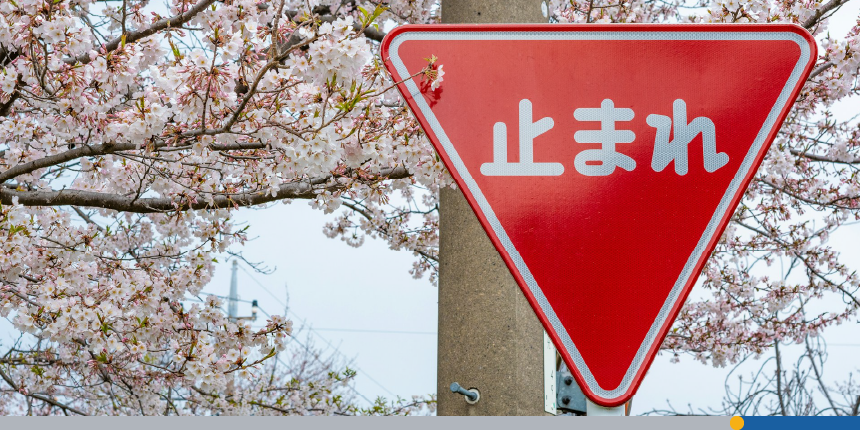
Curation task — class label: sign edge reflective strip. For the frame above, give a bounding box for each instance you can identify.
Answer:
[387,29,811,402]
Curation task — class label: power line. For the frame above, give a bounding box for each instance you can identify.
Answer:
[206,294,434,335]
[279,334,376,406]
[236,265,435,335]
[185,293,378,406]
[312,328,437,335]
[232,262,400,399]
[287,311,397,398]
[250,303,378,406]
[239,265,287,307]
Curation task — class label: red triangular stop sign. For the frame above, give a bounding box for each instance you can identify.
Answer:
[382,24,815,407]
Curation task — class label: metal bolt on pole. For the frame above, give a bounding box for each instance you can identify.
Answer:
[450,382,480,404]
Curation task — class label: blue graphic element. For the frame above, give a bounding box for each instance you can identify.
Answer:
[742,416,859,430]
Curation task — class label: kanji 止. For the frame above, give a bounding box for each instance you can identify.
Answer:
[573,99,637,176]
[481,99,564,176]
[647,99,728,175]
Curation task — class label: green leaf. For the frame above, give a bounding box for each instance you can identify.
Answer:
[368,5,387,27]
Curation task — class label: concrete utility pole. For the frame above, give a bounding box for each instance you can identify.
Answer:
[437,0,552,416]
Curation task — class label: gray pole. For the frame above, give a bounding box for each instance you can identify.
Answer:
[228,260,239,321]
[437,0,551,416]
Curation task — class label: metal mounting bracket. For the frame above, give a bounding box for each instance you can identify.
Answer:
[556,360,587,415]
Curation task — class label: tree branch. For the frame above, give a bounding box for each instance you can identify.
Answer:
[320,14,385,42]
[803,0,851,29]
[71,206,105,231]
[0,90,19,117]
[759,178,860,210]
[67,0,220,65]
[0,141,274,183]
[0,366,88,416]
[790,147,860,165]
[285,8,386,42]
[0,142,124,183]
[0,166,411,213]
[804,336,842,415]
[775,341,788,416]
[809,61,835,80]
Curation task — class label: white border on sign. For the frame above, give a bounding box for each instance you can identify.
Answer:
[388,30,810,400]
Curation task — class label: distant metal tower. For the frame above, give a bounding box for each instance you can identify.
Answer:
[227,260,258,322]
[283,282,290,317]
[228,259,239,320]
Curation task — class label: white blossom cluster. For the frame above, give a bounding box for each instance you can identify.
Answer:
[0,0,441,415]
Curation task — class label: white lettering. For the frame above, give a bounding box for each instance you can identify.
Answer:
[647,99,728,175]
[481,99,564,176]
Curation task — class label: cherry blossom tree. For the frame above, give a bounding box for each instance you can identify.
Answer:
[646,313,859,415]
[0,0,858,415]
[0,0,442,415]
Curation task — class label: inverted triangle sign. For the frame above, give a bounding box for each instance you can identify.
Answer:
[381,24,816,407]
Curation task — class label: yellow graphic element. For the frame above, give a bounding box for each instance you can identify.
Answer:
[730,416,745,430]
